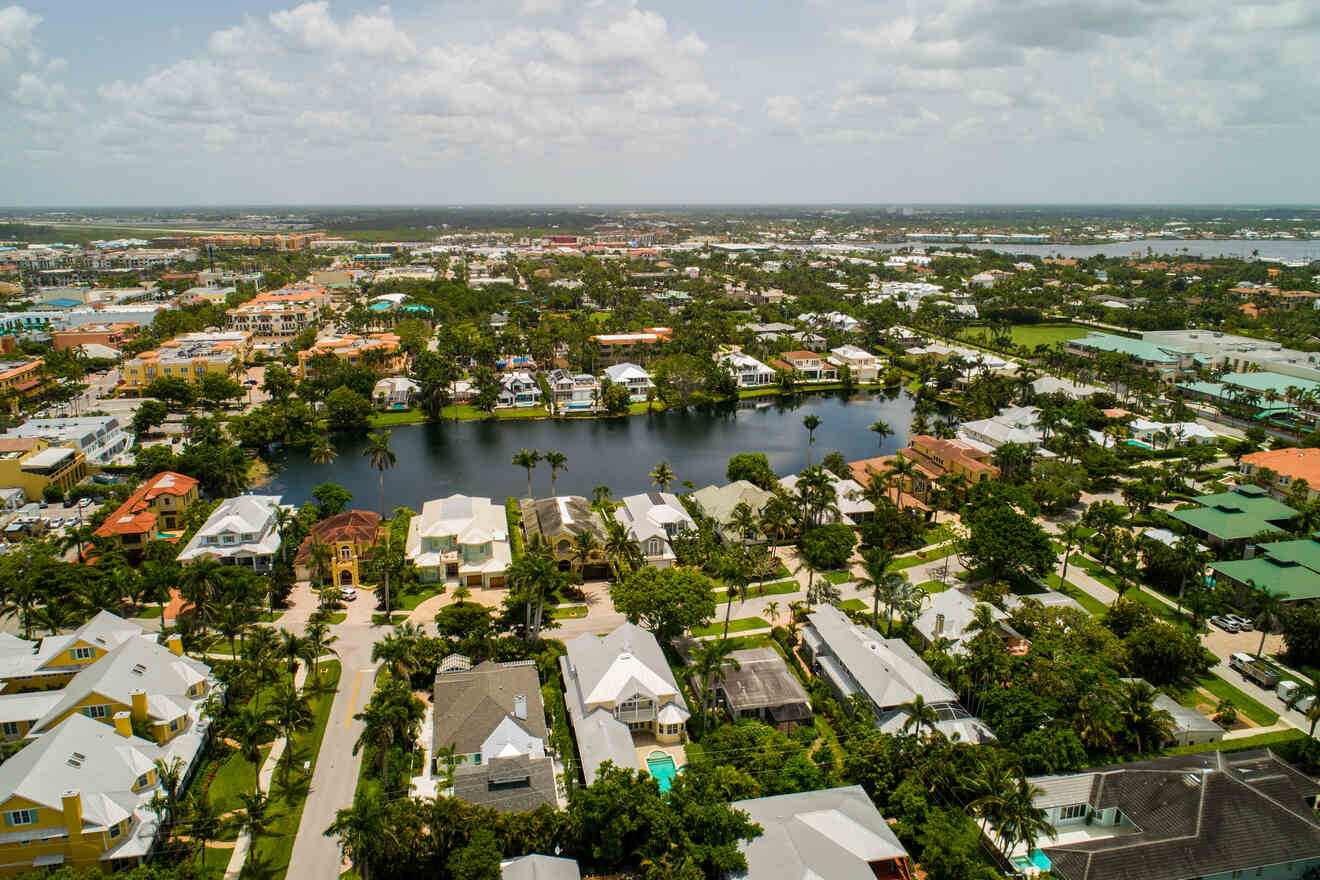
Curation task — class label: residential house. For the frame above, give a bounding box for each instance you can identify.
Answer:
[958,405,1047,453]
[602,362,653,402]
[500,856,581,880]
[828,344,882,382]
[743,322,795,342]
[1210,533,1320,606]
[1241,447,1320,504]
[845,458,929,513]
[2,416,130,466]
[699,647,812,731]
[912,589,1027,656]
[590,328,671,365]
[520,497,609,577]
[296,333,404,378]
[0,611,155,694]
[1031,376,1103,399]
[119,332,252,395]
[497,371,541,408]
[1124,418,1217,448]
[1116,679,1222,748]
[731,786,913,880]
[0,359,48,413]
[432,658,557,813]
[691,480,775,543]
[176,494,285,572]
[1168,485,1296,556]
[50,322,138,353]
[716,351,775,388]
[801,605,995,742]
[406,495,511,588]
[1016,750,1320,880]
[889,435,1001,503]
[93,472,198,550]
[0,439,87,502]
[547,370,599,411]
[779,471,875,524]
[559,623,689,784]
[772,351,838,383]
[616,492,695,568]
[372,376,419,410]
[294,510,383,589]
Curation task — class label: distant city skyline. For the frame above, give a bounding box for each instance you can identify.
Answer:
[2,0,1317,206]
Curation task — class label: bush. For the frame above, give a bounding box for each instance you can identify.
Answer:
[800,523,857,571]
[41,485,64,504]
[1214,699,1238,726]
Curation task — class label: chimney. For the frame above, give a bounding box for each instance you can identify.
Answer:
[61,790,83,844]
[513,695,527,721]
[113,711,133,738]
[130,689,148,723]
[165,634,183,657]
[934,613,945,636]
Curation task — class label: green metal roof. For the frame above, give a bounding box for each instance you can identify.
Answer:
[1211,552,1320,602]
[1067,332,1189,364]
[1219,371,1320,398]
[1167,487,1297,541]
[1176,380,1228,399]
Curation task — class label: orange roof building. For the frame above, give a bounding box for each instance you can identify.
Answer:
[296,333,404,378]
[94,471,199,549]
[1241,448,1320,503]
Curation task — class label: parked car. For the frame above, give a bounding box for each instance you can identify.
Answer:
[340,586,357,601]
[1210,616,1241,633]
[1224,614,1254,631]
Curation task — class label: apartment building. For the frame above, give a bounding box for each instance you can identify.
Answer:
[0,439,87,502]
[2,416,129,466]
[296,332,404,378]
[50,323,138,353]
[0,360,47,413]
[119,331,252,395]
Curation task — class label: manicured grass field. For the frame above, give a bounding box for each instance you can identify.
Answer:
[893,544,958,570]
[1173,673,1279,727]
[692,616,771,637]
[916,580,948,594]
[823,570,854,585]
[1166,728,1304,755]
[960,322,1094,351]
[715,579,800,603]
[551,604,588,619]
[839,599,867,612]
[398,586,444,611]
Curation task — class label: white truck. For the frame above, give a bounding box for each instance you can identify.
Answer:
[1231,653,1281,689]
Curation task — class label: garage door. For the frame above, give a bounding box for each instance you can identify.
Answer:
[466,574,483,586]
[489,576,505,588]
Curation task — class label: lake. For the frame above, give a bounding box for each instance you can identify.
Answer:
[849,239,1320,261]
[261,389,920,509]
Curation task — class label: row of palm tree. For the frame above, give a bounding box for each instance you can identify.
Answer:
[512,448,570,497]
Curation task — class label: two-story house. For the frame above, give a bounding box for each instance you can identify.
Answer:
[520,497,610,578]
[602,363,654,402]
[772,350,838,383]
[497,371,541,408]
[828,344,882,382]
[716,351,775,388]
[548,370,599,411]
[560,624,689,784]
[615,492,694,568]
[93,472,198,551]
[176,495,286,572]
[406,495,511,588]
[294,510,383,590]
[0,612,150,696]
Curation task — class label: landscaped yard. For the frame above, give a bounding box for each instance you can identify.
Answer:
[1045,574,1110,617]
[551,604,588,619]
[693,617,771,637]
[959,322,1094,351]
[1173,673,1279,727]
[839,599,867,612]
[893,544,958,570]
[915,580,948,594]
[823,570,854,585]
[715,579,800,603]
[398,585,444,611]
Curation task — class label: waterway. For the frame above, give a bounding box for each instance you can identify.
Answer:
[846,239,1320,261]
[261,389,919,509]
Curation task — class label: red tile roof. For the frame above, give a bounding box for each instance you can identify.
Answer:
[294,510,382,564]
[94,471,197,539]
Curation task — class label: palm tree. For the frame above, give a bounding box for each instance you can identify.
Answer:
[603,521,643,580]
[327,793,389,880]
[869,420,892,456]
[33,603,74,637]
[572,530,600,576]
[270,682,313,776]
[1059,522,1085,584]
[309,435,338,465]
[690,638,741,731]
[278,629,311,677]
[763,600,780,622]
[727,501,760,545]
[181,558,227,631]
[884,453,918,508]
[272,506,298,565]
[308,537,334,591]
[1116,680,1176,754]
[184,792,219,873]
[802,414,822,466]
[649,460,675,492]
[232,706,276,794]
[544,450,568,496]
[591,485,613,508]
[364,430,397,621]
[303,619,338,681]
[995,778,1054,859]
[506,548,561,643]
[372,626,419,681]
[153,756,185,827]
[1251,581,1288,658]
[898,693,940,738]
[716,548,750,640]
[513,448,541,497]
[855,548,896,632]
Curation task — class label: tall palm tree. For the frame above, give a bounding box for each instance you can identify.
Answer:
[690,638,741,731]
[181,558,227,631]
[272,506,297,565]
[898,693,940,738]
[309,434,338,465]
[544,451,568,496]
[232,706,276,794]
[727,501,760,545]
[995,779,1055,859]
[716,548,750,640]
[572,530,601,576]
[153,756,185,826]
[855,548,896,633]
[270,682,313,776]
[884,453,919,508]
[372,626,419,681]
[1251,581,1288,658]
[869,420,892,456]
[513,448,541,498]
[1059,522,1085,585]
[364,430,397,621]
[185,792,219,874]
[603,521,643,580]
[649,460,675,492]
[303,618,338,681]
[327,793,389,880]
[591,485,613,508]
[802,414,822,466]
[1116,680,1176,754]
[278,629,311,677]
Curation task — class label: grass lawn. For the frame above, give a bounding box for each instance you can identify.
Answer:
[823,570,854,585]
[715,579,800,603]
[916,580,948,594]
[368,409,429,427]
[922,523,957,545]
[371,612,411,626]
[204,745,272,822]
[960,322,1094,351]
[325,612,347,625]
[692,616,770,637]
[1166,728,1306,755]
[398,586,444,611]
[893,544,958,570]
[719,634,778,652]
[1175,674,1279,727]
[551,605,588,619]
[244,661,343,880]
[135,606,163,619]
[839,599,867,612]
[1046,574,1110,617]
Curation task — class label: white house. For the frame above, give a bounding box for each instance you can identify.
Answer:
[548,369,599,411]
[406,494,511,588]
[603,362,654,402]
[828,344,881,382]
[616,492,695,568]
[2,416,130,466]
[372,376,420,411]
[497,371,541,408]
[1127,418,1217,448]
[176,494,285,571]
[717,351,775,388]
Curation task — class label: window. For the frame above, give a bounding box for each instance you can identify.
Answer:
[339,546,352,561]
[1,722,18,737]
[1058,804,1087,821]
[136,774,149,789]
[84,704,109,719]
[169,719,180,732]
[5,809,36,827]
[109,822,122,840]
[72,646,94,660]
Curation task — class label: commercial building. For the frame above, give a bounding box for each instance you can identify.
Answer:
[1017,750,1320,880]
[1065,332,1195,377]
[176,495,286,572]
[406,495,511,588]
[2,416,129,466]
[50,323,138,353]
[1240,448,1320,504]
[293,510,383,590]
[226,289,324,341]
[119,331,252,395]
[93,472,199,550]
[0,360,46,413]
[1146,329,1320,383]
[1167,485,1297,556]
[0,438,86,502]
[296,333,403,378]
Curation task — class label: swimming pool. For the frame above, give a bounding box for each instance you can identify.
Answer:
[1126,439,1155,449]
[646,751,677,792]
[1011,850,1052,872]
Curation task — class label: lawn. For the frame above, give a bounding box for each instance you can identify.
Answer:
[135,606,163,619]
[1045,574,1110,617]
[839,599,867,612]
[397,586,444,611]
[371,612,412,626]
[715,579,800,603]
[823,570,854,585]
[692,617,770,637]
[1166,728,1306,755]
[893,544,958,570]
[959,322,1093,351]
[551,604,588,619]
[368,409,429,427]
[1174,674,1279,727]
[922,523,957,545]
[915,580,948,594]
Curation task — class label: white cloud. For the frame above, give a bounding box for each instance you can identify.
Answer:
[764,94,802,128]
[0,5,40,67]
[269,2,417,61]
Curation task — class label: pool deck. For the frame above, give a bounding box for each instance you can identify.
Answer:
[633,733,687,776]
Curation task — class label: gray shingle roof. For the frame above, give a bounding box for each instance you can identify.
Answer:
[452,753,557,814]
[500,854,581,880]
[432,660,546,755]
[710,647,810,714]
[521,496,606,544]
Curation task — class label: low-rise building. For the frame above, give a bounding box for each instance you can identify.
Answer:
[1241,447,1320,504]
[547,370,599,411]
[520,497,609,577]
[700,647,812,731]
[1065,332,1195,377]
[1168,485,1297,556]
[2,416,129,466]
[93,472,198,551]
[297,333,404,378]
[1211,533,1320,606]
[372,376,419,411]
[497,371,541,408]
[1125,418,1217,448]
[176,495,285,572]
[602,362,653,401]
[958,405,1046,452]
[120,331,252,395]
[779,471,875,524]
[294,510,383,590]
[50,322,139,353]
[406,495,511,588]
[432,658,557,813]
[771,350,838,382]
[590,328,671,365]
[691,480,775,543]
[716,351,775,388]
[615,492,694,567]
[912,589,1027,656]
[828,344,882,382]
[0,359,47,413]
[226,290,323,341]
[0,438,87,501]
[731,786,912,880]
[559,623,689,784]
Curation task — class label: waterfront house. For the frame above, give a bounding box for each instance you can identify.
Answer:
[828,344,882,382]
[602,362,654,401]
[496,371,541,408]
[372,376,420,410]
[616,492,695,568]
[590,328,671,365]
[176,494,285,572]
[432,658,557,813]
[93,472,198,551]
[520,496,610,577]
[294,510,383,590]
[771,350,838,383]
[548,370,599,411]
[559,623,689,784]
[691,481,775,543]
[716,351,775,388]
[779,470,875,524]
[406,495,511,588]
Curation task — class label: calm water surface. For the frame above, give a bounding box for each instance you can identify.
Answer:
[264,390,920,508]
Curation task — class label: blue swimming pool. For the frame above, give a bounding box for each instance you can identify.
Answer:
[1011,850,1052,872]
[646,751,677,792]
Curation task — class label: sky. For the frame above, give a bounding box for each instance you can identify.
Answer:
[1,0,1318,206]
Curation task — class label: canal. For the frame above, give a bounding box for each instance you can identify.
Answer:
[261,389,921,509]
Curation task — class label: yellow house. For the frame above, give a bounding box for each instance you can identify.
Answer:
[520,496,611,578]
[0,359,47,415]
[93,471,199,552]
[0,611,148,694]
[296,332,405,379]
[294,510,383,590]
[0,438,87,502]
[0,714,166,875]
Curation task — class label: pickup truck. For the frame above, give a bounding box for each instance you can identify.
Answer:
[1230,652,1281,689]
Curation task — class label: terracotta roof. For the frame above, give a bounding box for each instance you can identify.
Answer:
[94,471,197,539]
[294,510,382,563]
[0,438,39,453]
[1242,447,1320,486]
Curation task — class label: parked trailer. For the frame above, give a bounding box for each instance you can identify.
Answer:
[1231,653,1281,689]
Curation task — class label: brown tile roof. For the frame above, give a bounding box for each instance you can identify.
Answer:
[294,510,382,563]
[94,471,197,539]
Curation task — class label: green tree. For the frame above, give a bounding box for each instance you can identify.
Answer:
[513,448,541,498]
[963,503,1056,583]
[802,414,822,466]
[325,385,373,431]
[725,453,777,491]
[610,566,718,642]
[869,419,892,455]
[649,460,675,492]
[130,399,169,438]
[690,638,741,731]
[364,430,397,620]
[545,450,568,496]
